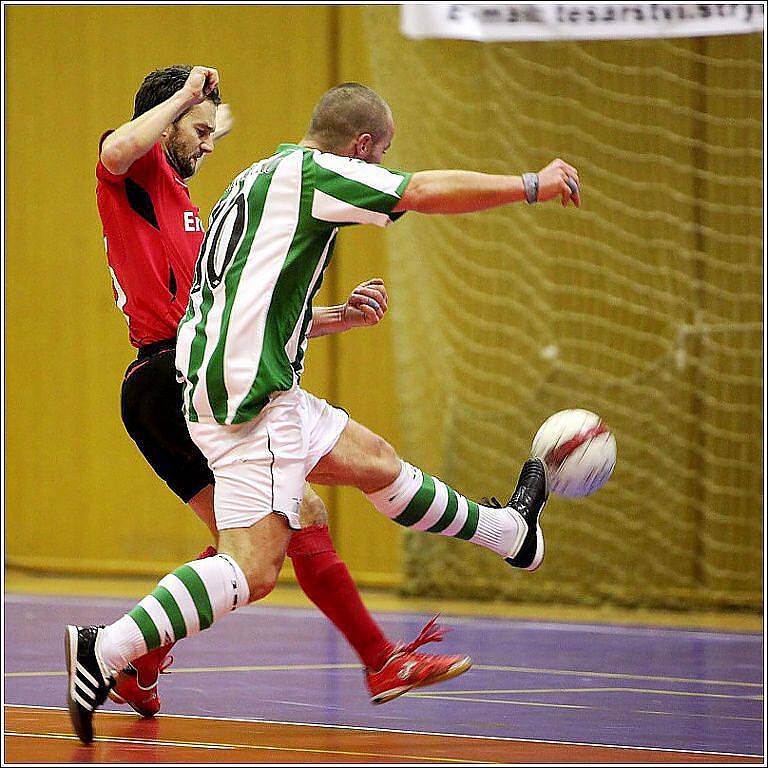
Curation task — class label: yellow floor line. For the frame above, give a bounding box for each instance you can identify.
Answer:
[6,732,230,750]
[470,665,763,688]
[8,705,761,758]
[406,693,762,722]
[5,730,497,763]
[6,663,761,690]
[409,686,761,700]
[5,663,359,678]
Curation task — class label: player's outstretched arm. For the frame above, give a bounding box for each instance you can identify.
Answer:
[392,158,580,214]
[309,279,388,338]
[101,66,219,176]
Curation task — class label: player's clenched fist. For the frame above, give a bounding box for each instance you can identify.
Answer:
[343,278,389,329]
[536,158,581,208]
[182,66,219,105]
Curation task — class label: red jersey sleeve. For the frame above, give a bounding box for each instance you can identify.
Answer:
[96,130,162,186]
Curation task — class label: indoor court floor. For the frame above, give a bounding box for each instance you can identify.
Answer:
[4,591,764,764]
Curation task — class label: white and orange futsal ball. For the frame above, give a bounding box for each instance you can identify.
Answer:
[531,409,616,498]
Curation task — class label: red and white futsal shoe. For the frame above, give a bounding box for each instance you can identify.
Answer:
[108,644,174,717]
[365,616,472,704]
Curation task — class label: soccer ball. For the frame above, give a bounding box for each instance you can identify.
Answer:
[531,409,616,498]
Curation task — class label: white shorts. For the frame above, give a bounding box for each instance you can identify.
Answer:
[188,386,348,531]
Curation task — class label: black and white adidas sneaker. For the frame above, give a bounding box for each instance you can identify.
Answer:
[65,625,115,744]
[484,457,549,572]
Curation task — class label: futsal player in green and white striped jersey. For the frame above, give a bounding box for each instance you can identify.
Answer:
[175,141,412,426]
[66,83,582,742]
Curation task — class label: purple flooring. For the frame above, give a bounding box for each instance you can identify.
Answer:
[4,594,763,758]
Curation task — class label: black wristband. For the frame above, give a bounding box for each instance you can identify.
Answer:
[522,173,539,204]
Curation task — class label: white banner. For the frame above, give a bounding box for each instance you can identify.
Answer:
[400,4,765,41]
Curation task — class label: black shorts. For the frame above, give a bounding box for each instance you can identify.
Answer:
[121,339,214,503]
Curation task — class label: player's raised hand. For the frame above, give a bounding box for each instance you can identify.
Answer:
[183,66,219,105]
[536,158,581,208]
[343,278,389,329]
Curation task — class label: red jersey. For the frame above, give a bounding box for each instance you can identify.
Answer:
[96,133,205,347]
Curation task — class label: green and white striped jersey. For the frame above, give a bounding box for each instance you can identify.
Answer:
[176,144,411,425]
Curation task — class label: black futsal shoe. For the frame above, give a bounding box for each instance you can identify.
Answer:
[65,625,115,744]
[484,458,549,572]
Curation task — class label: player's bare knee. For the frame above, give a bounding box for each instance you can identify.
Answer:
[374,436,400,475]
[363,435,401,492]
[299,492,328,527]
[245,564,280,602]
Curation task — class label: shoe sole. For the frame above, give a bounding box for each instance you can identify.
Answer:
[523,460,549,572]
[415,655,473,688]
[108,680,160,717]
[130,705,161,718]
[64,626,93,745]
[370,656,473,705]
[108,689,159,719]
[524,497,546,572]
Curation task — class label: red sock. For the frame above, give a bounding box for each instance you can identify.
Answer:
[288,525,393,670]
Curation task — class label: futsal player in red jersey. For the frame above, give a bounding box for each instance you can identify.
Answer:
[95,64,469,719]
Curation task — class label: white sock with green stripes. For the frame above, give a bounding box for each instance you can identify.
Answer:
[365,461,526,558]
[98,554,250,672]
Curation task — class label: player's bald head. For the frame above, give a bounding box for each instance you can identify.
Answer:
[305,83,392,154]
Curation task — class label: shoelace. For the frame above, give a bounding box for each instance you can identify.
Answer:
[368,616,451,674]
[483,483,533,514]
[482,492,532,512]
[399,615,450,655]
[482,461,547,512]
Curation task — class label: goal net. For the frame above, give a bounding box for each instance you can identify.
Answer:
[363,8,763,610]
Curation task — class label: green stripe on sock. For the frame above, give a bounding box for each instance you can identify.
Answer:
[393,473,436,528]
[127,605,161,651]
[153,586,188,641]
[426,483,459,533]
[175,565,214,630]
[455,499,480,540]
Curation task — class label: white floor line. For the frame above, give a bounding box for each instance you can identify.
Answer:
[4,704,762,759]
[5,731,231,750]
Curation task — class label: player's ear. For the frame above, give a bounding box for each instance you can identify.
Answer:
[355,133,373,160]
